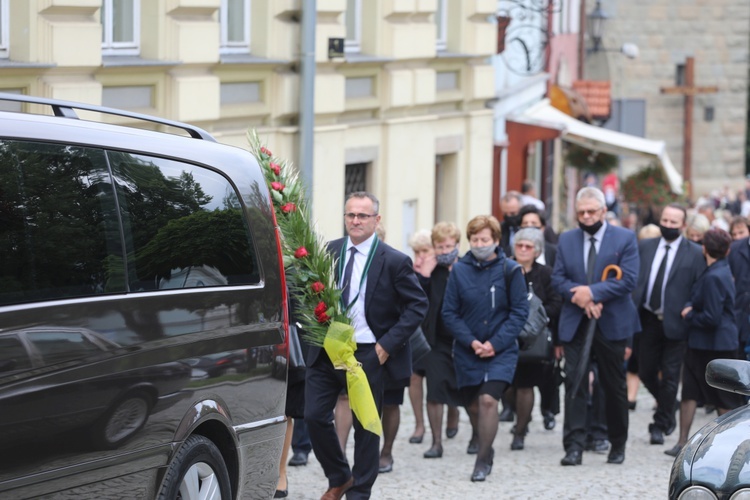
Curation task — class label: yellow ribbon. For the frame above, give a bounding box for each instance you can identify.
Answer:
[324,321,382,436]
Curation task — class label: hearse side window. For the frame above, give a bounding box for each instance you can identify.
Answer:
[25,330,104,366]
[0,335,32,373]
[108,152,260,291]
[0,140,125,306]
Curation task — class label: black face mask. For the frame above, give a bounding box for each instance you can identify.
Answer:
[659,225,681,242]
[578,220,603,236]
[504,214,521,229]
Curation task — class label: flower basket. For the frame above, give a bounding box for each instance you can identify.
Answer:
[565,143,618,176]
[622,163,686,210]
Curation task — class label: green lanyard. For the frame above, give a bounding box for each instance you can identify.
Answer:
[339,235,379,309]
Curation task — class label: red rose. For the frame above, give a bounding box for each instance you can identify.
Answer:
[271,181,285,192]
[260,146,272,157]
[294,247,309,259]
[270,162,281,175]
[314,301,327,316]
[281,202,297,213]
[311,281,325,294]
[316,312,330,323]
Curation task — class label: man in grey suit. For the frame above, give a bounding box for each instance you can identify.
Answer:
[632,204,706,446]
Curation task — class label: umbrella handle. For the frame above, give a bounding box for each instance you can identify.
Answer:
[601,264,622,281]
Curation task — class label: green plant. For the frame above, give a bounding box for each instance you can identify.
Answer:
[564,143,618,175]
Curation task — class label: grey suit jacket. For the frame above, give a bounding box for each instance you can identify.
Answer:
[632,237,706,341]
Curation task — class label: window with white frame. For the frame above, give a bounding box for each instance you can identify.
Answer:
[220,0,251,54]
[101,0,140,56]
[345,0,361,53]
[435,0,447,51]
[0,0,10,58]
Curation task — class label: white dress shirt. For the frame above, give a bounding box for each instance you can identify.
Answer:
[342,233,377,344]
[645,236,682,315]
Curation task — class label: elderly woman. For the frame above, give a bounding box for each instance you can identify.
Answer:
[507,228,562,451]
[685,213,711,244]
[665,229,745,457]
[442,215,528,482]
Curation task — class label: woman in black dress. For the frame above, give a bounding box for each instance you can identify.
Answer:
[509,227,562,451]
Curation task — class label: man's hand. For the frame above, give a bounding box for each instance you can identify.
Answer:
[554,345,564,360]
[681,306,692,318]
[375,343,389,365]
[418,253,437,278]
[585,302,603,319]
[624,346,632,361]
[570,285,593,308]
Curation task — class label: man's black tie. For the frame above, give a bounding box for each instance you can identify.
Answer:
[648,245,670,312]
[586,236,597,284]
[341,247,357,305]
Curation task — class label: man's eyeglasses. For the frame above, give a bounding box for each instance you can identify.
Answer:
[344,213,378,221]
[576,209,602,217]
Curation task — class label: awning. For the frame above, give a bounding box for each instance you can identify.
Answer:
[510,99,683,194]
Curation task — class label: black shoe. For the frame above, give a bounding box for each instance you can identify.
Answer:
[378,458,394,473]
[705,404,716,415]
[470,462,492,482]
[560,450,582,466]
[584,439,610,454]
[628,400,637,411]
[510,435,524,451]
[498,407,514,422]
[467,437,479,455]
[649,424,665,445]
[664,444,683,457]
[665,400,679,436]
[423,445,443,459]
[446,427,458,439]
[274,489,288,498]
[543,411,556,430]
[409,434,424,444]
[287,451,308,467]
[607,446,625,464]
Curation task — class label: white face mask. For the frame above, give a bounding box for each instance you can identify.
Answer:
[470,245,496,262]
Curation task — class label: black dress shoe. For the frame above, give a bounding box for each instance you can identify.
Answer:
[470,462,492,482]
[274,489,288,498]
[584,439,610,454]
[466,437,479,455]
[510,435,524,451]
[607,447,625,464]
[423,445,443,458]
[543,411,556,430]
[560,450,582,466]
[498,407,514,422]
[446,427,458,439]
[628,400,637,411]
[288,451,308,467]
[409,434,424,444]
[664,444,683,457]
[649,425,665,445]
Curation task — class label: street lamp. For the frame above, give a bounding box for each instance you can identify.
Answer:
[587,1,608,53]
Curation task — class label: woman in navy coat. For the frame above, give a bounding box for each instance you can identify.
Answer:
[666,228,745,457]
[442,215,528,482]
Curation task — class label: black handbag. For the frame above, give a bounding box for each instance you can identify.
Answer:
[517,286,549,351]
[518,324,553,363]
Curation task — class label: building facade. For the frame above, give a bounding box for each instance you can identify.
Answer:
[0,0,496,251]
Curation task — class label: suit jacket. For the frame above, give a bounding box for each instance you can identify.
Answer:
[685,259,738,351]
[543,242,557,269]
[552,224,640,342]
[306,237,428,381]
[728,237,750,343]
[632,237,706,341]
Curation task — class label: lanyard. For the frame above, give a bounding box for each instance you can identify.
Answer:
[338,235,379,309]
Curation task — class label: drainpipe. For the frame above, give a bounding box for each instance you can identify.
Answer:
[299,0,316,202]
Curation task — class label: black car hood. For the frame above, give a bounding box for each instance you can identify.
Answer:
[670,404,750,498]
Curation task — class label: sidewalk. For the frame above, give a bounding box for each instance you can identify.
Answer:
[283,387,715,499]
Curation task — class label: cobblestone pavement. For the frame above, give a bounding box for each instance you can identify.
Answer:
[284,387,715,499]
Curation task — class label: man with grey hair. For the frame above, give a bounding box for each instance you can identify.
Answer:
[552,186,640,466]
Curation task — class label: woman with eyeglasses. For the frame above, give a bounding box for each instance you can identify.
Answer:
[507,228,562,451]
[442,215,528,482]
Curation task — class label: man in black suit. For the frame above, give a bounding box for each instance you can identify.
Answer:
[499,191,523,257]
[632,203,705,446]
[728,235,750,357]
[304,192,428,500]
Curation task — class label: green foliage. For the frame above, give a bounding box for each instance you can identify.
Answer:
[622,162,686,207]
[247,131,348,346]
[565,143,619,175]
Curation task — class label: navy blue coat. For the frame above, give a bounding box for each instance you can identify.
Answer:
[552,224,640,342]
[685,259,738,352]
[442,248,529,388]
[728,237,750,343]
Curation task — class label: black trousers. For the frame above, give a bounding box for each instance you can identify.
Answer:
[637,310,685,432]
[304,344,384,500]
[563,321,628,452]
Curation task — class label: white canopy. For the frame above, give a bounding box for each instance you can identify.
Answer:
[511,99,683,194]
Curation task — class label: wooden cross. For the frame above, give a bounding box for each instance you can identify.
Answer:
[660,57,718,199]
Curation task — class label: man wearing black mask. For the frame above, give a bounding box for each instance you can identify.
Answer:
[632,204,705,448]
[499,191,523,257]
[552,187,640,466]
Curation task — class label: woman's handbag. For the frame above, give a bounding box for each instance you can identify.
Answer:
[518,323,553,363]
[517,287,549,351]
[409,325,432,365]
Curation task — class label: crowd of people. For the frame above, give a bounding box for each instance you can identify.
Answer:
[275,180,750,499]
